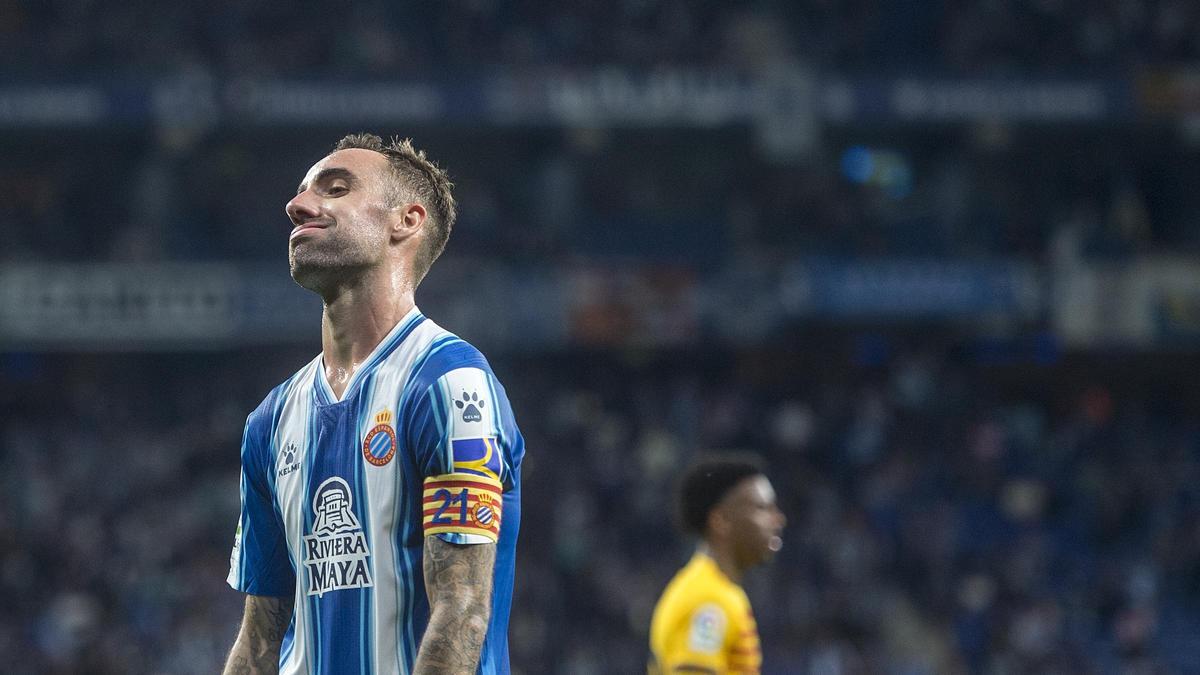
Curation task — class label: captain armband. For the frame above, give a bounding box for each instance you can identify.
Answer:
[422,472,503,542]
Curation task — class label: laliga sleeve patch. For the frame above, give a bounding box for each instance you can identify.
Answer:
[422,472,502,542]
[228,520,242,574]
[687,604,727,655]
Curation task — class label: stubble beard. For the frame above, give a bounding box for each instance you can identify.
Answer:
[289,228,379,297]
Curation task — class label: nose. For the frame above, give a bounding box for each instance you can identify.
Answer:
[286,190,320,227]
[774,506,786,529]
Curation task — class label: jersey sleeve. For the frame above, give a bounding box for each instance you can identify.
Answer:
[656,596,761,674]
[407,364,516,545]
[227,414,295,596]
[725,599,762,674]
[657,601,732,674]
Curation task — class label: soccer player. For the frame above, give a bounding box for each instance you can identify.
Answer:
[224,134,524,675]
[649,455,786,674]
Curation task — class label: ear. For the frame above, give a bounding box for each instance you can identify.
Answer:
[390,202,426,243]
[707,507,731,539]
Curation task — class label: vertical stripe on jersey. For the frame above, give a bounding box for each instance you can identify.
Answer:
[393,331,456,671]
[235,470,251,587]
[372,360,414,675]
[397,431,418,673]
[303,383,321,674]
[311,401,371,675]
[353,378,376,675]
[279,628,295,671]
[482,374,509,484]
[394,333,460,668]
[432,377,448,470]
[270,369,306,673]
[396,443,418,673]
[275,439,296,672]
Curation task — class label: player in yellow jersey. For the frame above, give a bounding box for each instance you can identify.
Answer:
[650,455,786,674]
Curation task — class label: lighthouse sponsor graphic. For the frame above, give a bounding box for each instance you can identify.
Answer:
[303,477,374,597]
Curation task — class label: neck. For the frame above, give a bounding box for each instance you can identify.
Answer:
[319,266,415,398]
[698,541,744,585]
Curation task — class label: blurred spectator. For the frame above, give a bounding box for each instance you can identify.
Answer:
[7,123,1200,265]
[2,342,1198,672]
[6,1,1200,76]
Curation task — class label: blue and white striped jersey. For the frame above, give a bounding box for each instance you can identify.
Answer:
[228,307,524,675]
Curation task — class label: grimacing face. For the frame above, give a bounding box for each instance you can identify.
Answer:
[720,475,786,568]
[284,148,397,293]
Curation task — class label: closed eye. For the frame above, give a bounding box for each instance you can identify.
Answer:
[298,167,360,197]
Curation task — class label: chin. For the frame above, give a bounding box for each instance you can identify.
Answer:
[289,258,336,293]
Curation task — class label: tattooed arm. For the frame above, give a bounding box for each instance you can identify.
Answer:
[223,594,294,675]
[413,537,497,675]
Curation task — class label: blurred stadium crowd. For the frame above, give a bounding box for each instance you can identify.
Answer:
[4,343,1200,673]
[6,1,1200,674]
[5,6,1200,266]
[6,0,1200,74]
[7,125,1200,266]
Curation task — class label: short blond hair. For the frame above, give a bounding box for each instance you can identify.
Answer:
[333,133,457,284]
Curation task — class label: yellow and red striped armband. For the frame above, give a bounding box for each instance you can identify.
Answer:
[422,472,502,542]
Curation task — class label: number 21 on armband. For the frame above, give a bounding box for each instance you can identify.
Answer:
[422,472,502,541]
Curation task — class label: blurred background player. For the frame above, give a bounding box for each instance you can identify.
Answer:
[650,455,786,675]
[224,134,524,674]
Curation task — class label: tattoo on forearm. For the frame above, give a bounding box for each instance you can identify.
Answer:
[413,538,496,675]
[224,594,294,675]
